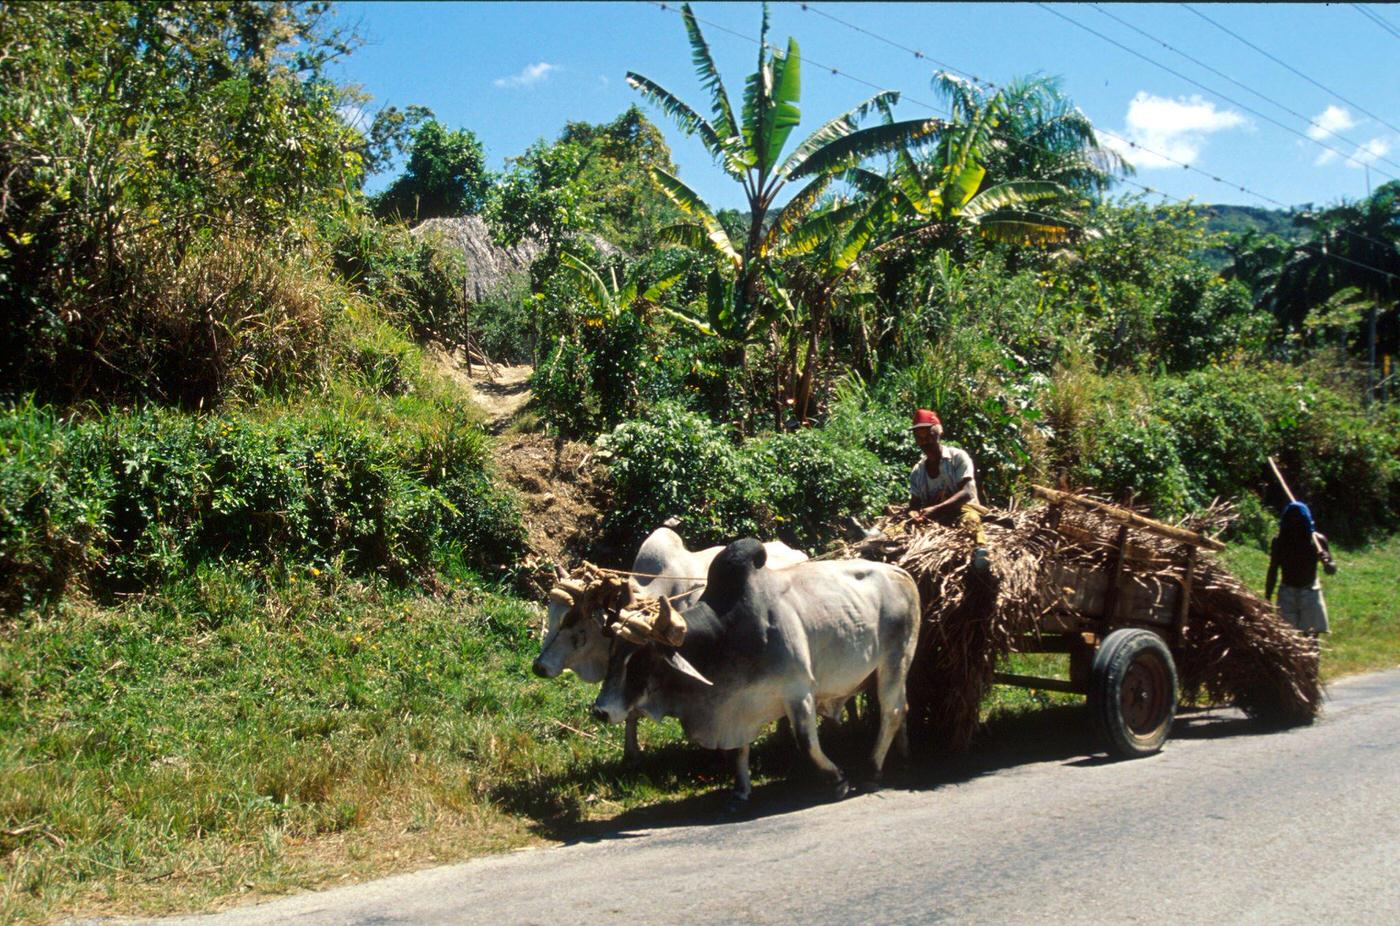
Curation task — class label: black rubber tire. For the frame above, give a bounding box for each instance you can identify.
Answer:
[1088,628,1178,758]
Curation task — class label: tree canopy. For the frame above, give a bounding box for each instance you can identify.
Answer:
[372,119,491,221]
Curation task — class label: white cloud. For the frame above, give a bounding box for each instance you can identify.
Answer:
[1098,92,1246,169]
[1307,105,1356,141]
[1308,106,1358,165]
[1345,137,1392,169]
[493,62,558,89]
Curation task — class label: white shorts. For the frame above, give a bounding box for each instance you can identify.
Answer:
[1277,582,1329,634]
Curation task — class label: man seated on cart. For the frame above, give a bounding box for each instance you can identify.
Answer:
[908,408,991,573]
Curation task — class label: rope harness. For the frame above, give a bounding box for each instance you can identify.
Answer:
[544,562,691,646]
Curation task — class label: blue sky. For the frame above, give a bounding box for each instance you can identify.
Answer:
[329,2,1400,212]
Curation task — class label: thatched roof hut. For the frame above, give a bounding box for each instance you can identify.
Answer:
[410,216,541,299]
[411,216,618,300]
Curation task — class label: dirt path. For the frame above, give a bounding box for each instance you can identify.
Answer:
[426,347,608,568]
[426,347,534,431]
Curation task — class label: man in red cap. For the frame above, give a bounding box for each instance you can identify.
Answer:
[909,408,989,571]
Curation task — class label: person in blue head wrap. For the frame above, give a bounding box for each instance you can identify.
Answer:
[1265,500,1337,636]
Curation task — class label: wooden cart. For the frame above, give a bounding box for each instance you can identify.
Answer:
[991,486,1226,758]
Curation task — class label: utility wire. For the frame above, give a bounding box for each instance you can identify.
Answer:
[796,2,1398,259]
[1185,4,1400,137]
[1091,4,1400,176]
[1037,3,1400,183]
[794,3,995,91]
[645,1,1399,281]
[1351,4,1400,41]
[795,1,1394,267]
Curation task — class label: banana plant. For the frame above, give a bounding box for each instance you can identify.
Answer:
[628,2,939,346]
[865,79,1081,247]
[556,252,685,325]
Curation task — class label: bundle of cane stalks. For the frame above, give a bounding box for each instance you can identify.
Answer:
[847,497,1322,752]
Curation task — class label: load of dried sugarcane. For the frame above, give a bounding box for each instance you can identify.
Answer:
[845,488,1322,753]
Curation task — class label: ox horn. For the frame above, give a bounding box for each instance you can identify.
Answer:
[547,587,576,608]
[653,596,687,648]
[661,650,712,686]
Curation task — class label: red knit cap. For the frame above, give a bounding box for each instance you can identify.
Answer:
[911,408,941,430]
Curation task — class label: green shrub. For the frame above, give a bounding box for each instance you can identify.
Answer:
[325,213,468,351]
[1155,369,1274,507]
[0,402,111,611]
[471,276,536,364]
[0,4,358,406]
[1151,365,1399,540]
[0,400,524,611]
[597,403,757,552]
[740,429,896,550]
[1074,410,1193,519]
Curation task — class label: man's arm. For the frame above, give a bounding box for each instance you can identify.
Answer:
[1315,532,1337,574]
[912,478,974,517]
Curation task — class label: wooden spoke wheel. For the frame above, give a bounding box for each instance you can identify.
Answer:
[1089,628,1178,758]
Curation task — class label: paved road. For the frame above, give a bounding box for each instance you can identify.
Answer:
[152,669,1400,926]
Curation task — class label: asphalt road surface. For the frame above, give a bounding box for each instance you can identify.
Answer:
[149,669,1400,926]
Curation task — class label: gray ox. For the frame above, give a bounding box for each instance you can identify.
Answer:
[532,527,807,757]
[591,538,920,805]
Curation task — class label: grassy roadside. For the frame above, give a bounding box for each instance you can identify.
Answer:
[0,567,696,922]
[2,537,1396,922]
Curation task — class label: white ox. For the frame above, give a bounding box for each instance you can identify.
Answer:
[591,538,919,806]
[532,526,807,757]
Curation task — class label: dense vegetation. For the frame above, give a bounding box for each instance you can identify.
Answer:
[1,2,1396,920]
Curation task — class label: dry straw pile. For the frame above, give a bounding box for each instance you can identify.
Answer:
[848,499,1323,752]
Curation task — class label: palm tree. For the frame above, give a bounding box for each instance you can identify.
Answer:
[627,3,938,349]
[942,73,1130,198]
[555,252,685,325]
[1253,182,1399,373]
[865,74,1092,252]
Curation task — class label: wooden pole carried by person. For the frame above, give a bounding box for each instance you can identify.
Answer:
[1266,457,1326,557]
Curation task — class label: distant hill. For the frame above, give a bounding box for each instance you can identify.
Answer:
[1200,204,1308,243]
[1196,204,1309,270]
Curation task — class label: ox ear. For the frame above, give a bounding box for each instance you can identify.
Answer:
[660,649,712,686]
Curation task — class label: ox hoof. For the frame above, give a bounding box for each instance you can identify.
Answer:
[828,777,851,801]
[722,793,752,817]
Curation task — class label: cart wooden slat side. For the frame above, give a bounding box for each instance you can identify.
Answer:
[991,487,1225,757]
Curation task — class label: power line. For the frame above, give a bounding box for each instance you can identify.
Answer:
[793,2,1399,264]
[1037,3,1400,184]
[798,5,1393,232]
[794,3,996,91]
[652,2,948,115]
[643,2,1399,282]
[1184,4,1400,137]
[1351,4,1400,41]
[1090,3,1400,176]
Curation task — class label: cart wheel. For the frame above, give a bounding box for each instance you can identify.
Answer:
[1089,628,1177,758]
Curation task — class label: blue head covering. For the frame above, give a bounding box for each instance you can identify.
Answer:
[1280,500,1314,534]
